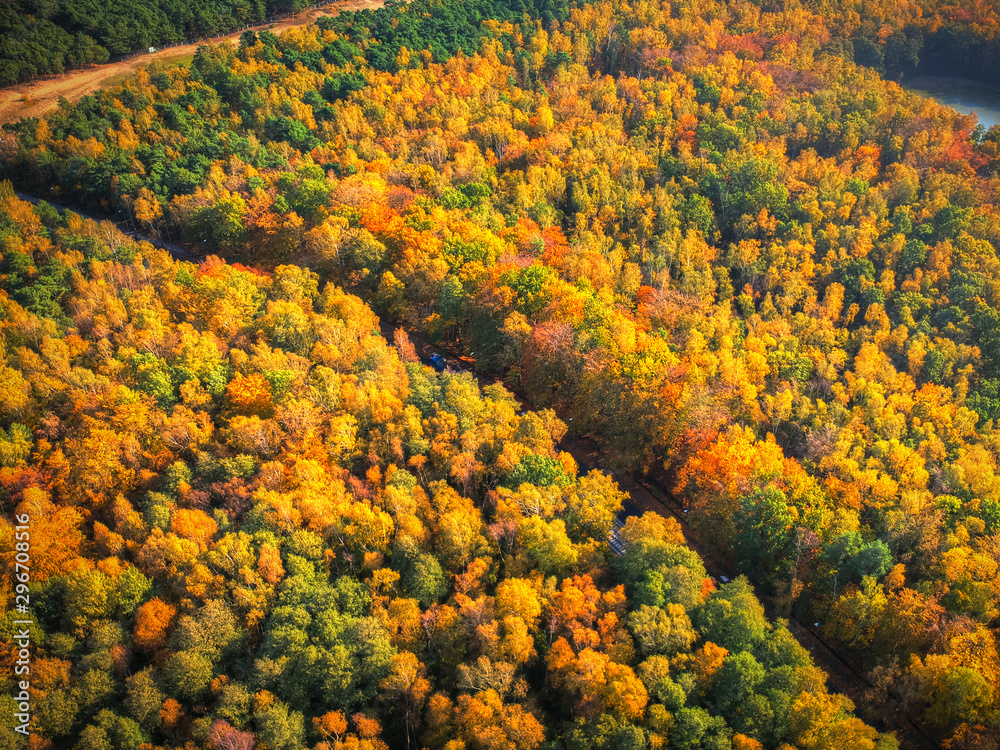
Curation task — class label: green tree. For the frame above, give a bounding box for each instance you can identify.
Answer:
[254,699,305,750]
[402,550,449,606]
[732,488,795,587]
[627,604,698,656]
[506,453,571,488]
[124,669,163,731]
[162,651,213,701]
[711,651,765,713]
[671,706,732,750]
[519,516,578,577]
[822,532,892,585]
[696,579,770,655]
[77,710,146,750]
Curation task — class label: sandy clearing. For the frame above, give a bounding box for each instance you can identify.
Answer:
[0,0,384,127]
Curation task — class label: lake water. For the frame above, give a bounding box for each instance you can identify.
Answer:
[903,76,1000,130]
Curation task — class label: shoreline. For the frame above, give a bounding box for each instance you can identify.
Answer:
[903,74,1000,93]
[901,74,1000,129]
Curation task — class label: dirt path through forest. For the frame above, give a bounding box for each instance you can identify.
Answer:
[372,330,939,749]
[0,0,383,127]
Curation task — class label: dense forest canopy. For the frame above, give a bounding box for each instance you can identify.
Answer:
[0,191,894,750]
[2,0,1000,746]
[2,0,999,85]
[0,0,315,85]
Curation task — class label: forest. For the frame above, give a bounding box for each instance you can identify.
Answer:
[0,0,316,85]
[0,191,895,749]
[1,0,1000,746]
[2,0,999,86]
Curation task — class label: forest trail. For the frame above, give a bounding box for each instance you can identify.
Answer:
[376,326,932,748]
[0,0,384,127]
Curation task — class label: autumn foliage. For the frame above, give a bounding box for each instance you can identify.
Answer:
[0,203,891,749]
[1,0,1000,744]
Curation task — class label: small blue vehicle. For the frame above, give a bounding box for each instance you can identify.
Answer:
[428,353,447,371]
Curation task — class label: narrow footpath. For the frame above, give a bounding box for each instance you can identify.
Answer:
[376,327,940,750]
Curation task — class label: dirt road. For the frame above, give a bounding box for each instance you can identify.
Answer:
[0,0,383,127]
[375,331,938,749]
